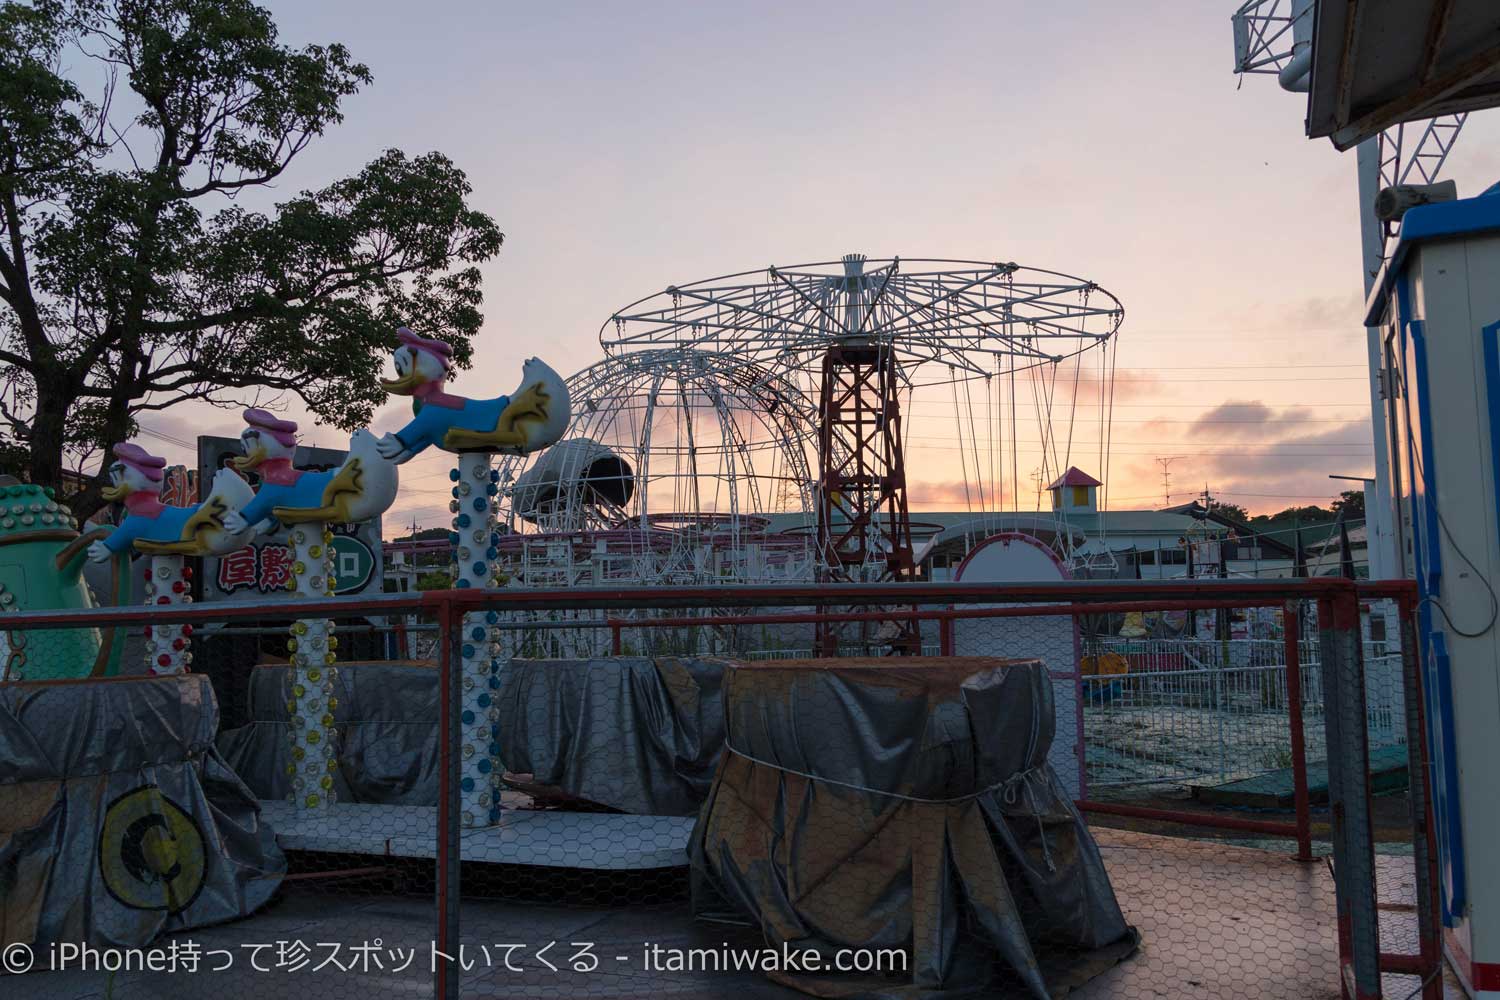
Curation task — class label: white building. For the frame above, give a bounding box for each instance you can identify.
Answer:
[911,467,1298,580]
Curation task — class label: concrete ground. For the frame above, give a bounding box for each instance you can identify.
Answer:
[15,829,1463,1000]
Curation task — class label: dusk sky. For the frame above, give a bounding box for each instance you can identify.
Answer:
[129,1,1500,527]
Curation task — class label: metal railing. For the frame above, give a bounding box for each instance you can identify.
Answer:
[0,578,1439,1000]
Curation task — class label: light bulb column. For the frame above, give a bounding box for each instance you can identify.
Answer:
[144,555,193,675]
[284,522,339,810]
[450,451,503,829]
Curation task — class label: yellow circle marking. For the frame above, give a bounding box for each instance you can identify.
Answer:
[98,785,207,914]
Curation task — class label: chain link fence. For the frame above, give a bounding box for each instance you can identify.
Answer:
[0,580,1443,998]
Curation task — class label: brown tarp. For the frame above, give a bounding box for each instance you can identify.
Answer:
[690,657,1138,999]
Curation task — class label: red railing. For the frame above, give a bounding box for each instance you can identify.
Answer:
[0,577,1438,1000]
[602,596,1321,859]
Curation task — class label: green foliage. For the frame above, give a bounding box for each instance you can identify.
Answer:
[1331,489,1365,519]
[395,526,452,542]
[1209,501,1250,523]
[0,432,28,477]
[0,0,502,513]
[415,569,453,591]
[1247,504,1336,530]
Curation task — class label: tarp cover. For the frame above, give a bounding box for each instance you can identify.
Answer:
[495,656,727,815]
[217,662,440,804]
[0,674,284,948]
[690,657,1137,999]
[219,657,726,816]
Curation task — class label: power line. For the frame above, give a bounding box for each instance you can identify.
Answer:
[1084,376,1369,383]
[901,435,1373,449]
[1107,364,1366,371]
[135,422,194,449]
[1013,403,1370,410]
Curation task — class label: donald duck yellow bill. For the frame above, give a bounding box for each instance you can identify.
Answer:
[231,445,267,472]
[380,368,425,394]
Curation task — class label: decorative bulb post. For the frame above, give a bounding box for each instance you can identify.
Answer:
[451,454,506,827]
[284,524,340,811]
[224,409,401,812]
[375,327,571,830]
[144,556,194,675]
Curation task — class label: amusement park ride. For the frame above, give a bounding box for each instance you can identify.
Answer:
[584,254,1124,650]
[74,330,567,826]
[597,254,1123,583]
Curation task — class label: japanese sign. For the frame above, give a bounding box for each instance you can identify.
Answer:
[196,436,384,602]
[161,465,198,507]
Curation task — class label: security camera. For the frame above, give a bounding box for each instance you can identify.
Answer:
[1375,180,1458,224]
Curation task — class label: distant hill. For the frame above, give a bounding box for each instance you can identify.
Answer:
[393,526,450,542]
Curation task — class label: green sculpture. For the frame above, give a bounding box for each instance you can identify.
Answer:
[0,478,130,681]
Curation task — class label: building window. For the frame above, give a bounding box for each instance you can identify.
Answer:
[1072,486,1089,506]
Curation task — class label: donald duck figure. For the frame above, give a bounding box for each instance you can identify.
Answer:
[374,327,570,463]
[223,409,400,536]
[86,442,254,562]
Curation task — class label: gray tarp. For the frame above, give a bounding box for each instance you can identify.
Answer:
[217,662,441,805]
[0,674,284,949]
[690,657,1138,999]
[495,656,727,815]
[219,657,725,816]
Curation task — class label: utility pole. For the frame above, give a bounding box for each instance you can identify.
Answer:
[1156,457,1178,506]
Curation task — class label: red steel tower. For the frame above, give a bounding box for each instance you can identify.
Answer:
[812,256,918,654]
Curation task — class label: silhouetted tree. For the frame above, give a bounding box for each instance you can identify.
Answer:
[0,0,502,516]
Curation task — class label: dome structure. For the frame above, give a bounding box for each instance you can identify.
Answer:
[494,347,818,587]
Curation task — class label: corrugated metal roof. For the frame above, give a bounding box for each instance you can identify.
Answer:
[1308,1,1500,149]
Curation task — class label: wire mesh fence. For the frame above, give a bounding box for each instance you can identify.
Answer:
[0,580,1444,999]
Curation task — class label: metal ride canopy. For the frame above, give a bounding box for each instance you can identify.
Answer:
[600,256,1122,380]
[600,255,1124,651]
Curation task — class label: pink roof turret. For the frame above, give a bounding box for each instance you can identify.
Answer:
[1047,467,1102,490]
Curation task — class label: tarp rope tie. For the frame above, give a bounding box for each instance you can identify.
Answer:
[725,743,1061,871]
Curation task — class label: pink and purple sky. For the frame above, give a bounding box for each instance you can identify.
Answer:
[133,1,1500,526]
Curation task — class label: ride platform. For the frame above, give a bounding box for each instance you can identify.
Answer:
[1192,744,1411,809]
[258,798,696,870]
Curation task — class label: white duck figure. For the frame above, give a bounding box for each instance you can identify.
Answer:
[271,427,400,526]
[223,411,400,534]
[222,408,301,536]
[86,443,255,562]
[374,327,571,463]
